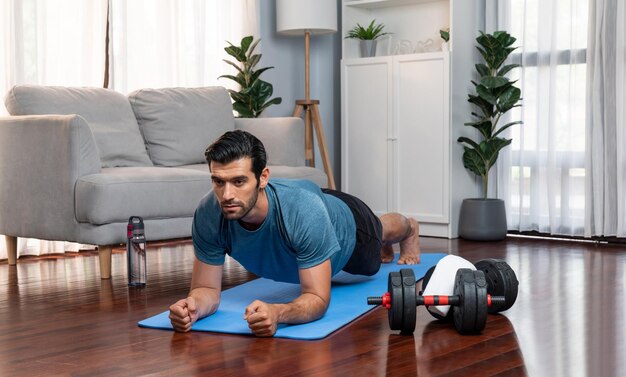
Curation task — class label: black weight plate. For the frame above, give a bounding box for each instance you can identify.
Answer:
[420,265,452,321]
[388,271,404,330]
[452,269,488,334]
[474,259,519,313]
[400,269,417,334]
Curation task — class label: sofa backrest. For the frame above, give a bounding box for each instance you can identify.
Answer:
[128,87,235,166]
[4,85,153,168]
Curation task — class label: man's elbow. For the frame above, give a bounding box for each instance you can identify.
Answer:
[312,294,331,319]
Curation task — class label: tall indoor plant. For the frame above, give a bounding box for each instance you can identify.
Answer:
[219,36,282,118]
[457,31,522,240]
[345,19,390,57]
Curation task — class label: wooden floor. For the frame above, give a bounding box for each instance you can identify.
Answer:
[1,236,625,377]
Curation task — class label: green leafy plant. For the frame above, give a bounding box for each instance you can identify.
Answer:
[219,36,282,118]
[457,31,523,199]
[345,19,390,40]
[439,28,450,42]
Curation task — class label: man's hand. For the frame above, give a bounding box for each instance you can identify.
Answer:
[167,258,224,332]
[244,300,280,337]
[169,297,199,332]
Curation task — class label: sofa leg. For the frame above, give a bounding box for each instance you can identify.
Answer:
[5,236,17,265]
[98,245,112,279]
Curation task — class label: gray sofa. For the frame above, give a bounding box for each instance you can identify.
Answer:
[0,85,327,279]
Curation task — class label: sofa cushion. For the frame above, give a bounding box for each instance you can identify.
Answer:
[128,87,235,167]
[180,164,329,188]
[235,117,306,166]
[75,167,211,225]
[4,85,153,168]
[265,166,329,188]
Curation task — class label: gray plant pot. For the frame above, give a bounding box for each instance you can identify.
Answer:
[360,40,377,57]
[458,198,508,241]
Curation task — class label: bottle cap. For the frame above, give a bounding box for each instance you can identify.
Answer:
[128,216,144,229]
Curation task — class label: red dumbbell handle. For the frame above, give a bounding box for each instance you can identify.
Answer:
[367,293,505,308]
[417,295,460,306]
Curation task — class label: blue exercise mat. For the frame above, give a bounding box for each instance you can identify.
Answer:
[138,253,446,340]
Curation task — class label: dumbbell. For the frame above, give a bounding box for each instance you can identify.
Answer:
[421,258,518,317]
[368,261,517,334]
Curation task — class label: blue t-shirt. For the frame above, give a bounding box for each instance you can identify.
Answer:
[192,178,357,284]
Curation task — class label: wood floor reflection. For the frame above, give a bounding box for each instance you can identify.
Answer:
[0,236,624,376]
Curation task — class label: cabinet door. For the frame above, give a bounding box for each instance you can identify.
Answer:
[393,53,449,223]
[341,58,392,215]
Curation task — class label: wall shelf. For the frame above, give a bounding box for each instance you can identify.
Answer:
[345,0,446,10]
[342,0,450,60]
[342,50,446,65]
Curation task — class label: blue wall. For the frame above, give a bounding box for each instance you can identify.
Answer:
[258,0,342,187]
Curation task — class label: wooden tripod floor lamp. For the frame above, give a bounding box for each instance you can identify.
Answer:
[276,0,337,189]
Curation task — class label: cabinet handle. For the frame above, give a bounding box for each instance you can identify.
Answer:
[386,137,398,141]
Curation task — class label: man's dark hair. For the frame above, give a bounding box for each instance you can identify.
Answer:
[204,130,267,180]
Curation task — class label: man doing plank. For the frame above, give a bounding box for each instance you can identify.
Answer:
[169,130,420,337]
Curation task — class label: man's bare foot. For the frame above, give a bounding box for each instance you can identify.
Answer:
[398,218,421,264]
[380,245,395,263]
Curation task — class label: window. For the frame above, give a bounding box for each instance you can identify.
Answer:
[501,0,589,235]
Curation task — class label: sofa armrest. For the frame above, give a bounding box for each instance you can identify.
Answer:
[235,117,305,167]
[0,115,101,239]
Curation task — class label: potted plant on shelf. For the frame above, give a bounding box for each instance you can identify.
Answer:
[457,31,522,241]
[345,19,390,58]
[219,35,282,118]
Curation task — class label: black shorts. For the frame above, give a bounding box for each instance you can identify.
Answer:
[322,189,383,276]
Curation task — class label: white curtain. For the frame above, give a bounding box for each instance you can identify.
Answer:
[109,0,258,94]
[585,0,626,237]
[0,0,108,260]
[488,0,589,236]
[1,0,258,260]
[0,0,107,110]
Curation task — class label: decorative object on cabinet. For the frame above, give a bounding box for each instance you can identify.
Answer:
[415,39,436,53]
[219,36,282,118]
[345,19,390,57]
[276,0,337,189]
[393,40,414,55]
[457,30,523,241]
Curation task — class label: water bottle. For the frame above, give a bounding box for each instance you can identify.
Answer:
[127,216,147,286]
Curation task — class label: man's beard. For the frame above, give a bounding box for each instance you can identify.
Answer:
[220,189,259,221]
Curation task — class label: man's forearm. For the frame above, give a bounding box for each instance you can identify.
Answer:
[273,292,330,324]
[189,287,220,318]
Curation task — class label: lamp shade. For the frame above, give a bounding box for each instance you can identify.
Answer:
[276,0,337,36]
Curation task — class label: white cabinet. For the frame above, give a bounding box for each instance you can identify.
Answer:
[341,0,455,237]
[341,0,483,238]
[341,52,450,237]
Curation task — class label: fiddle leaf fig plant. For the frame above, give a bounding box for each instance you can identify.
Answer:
[219,36,282,118]
[458,31,523,199]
